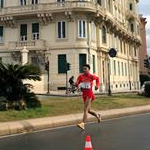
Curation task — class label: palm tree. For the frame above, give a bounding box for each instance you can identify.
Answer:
[0,62,41,110]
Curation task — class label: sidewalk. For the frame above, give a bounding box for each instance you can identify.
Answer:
[0,105,150,137]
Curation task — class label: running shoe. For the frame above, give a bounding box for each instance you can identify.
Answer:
[97,113,101,123]
[77,122,85,130]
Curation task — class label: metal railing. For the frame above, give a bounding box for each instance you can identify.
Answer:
[8,39,45,49]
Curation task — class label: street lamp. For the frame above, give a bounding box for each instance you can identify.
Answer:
[108,48,117,96]
[65,61,71,94]
[45,58,50,94]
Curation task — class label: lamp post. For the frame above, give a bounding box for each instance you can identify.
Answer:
[65,61,71,94]
[45,58,50,94]
[108,48,117,96]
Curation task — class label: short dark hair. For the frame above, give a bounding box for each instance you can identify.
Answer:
[83,64,90,70]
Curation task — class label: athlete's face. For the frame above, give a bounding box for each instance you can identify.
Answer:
[83,66,90,74]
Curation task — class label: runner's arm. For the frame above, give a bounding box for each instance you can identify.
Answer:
[75,76,82,88]
[93,75,100,89]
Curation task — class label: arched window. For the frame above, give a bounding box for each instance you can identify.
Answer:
[102,26,107,43]
[97,0,101,5]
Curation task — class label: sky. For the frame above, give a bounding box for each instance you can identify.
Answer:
[138,0,150,55]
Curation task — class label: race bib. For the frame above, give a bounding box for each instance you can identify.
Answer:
[79,82,91,89]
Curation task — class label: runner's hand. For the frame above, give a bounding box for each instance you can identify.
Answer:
[95,86,98,90]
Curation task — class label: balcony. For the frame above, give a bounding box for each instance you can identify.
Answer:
[0,1,97,17]
[8,39,46,51]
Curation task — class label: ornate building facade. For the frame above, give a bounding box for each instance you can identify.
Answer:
[139,15,149,76]
[0,0,141,93]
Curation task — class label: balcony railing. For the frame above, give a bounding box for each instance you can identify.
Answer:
[0,1,97,16]
[8,39,46,50]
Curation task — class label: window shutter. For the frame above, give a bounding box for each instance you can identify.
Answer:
[32,23,39,33]
[0,0,4,7]
[58,55,66,73]
[20,24,27,36]
[62,22,66,38]
[0,26,3,36]
[58,22,61,38]
[79,54,86,73]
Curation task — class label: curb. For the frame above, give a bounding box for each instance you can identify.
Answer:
[0,105,150,137]
[36,91,139,97]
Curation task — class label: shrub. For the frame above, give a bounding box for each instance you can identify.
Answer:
[0,62,42,110]
[0,97,8,111]
[24,92,41,109]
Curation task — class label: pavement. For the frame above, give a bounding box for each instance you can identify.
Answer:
[1,113,150,150]
[0,105,150,137]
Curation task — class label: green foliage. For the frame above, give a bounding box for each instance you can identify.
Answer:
[24,92,41,108]
[0,97,8,111]
[144,82,150,98]
[0,62,42,110]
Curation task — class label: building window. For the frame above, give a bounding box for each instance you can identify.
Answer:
[20,24,27,41]
[121,62,124,76]
[0,57,2,62]
[0,26,3,43]
[92,55,96,73]
[58,54,66,74]
[114,60,116,75]
[124,42,126,54]
[120,40,123,53]
[97,0,101,5]
[20,0,26,5]
[32,0,38,4]
[78,20,86,38]
[31,57,39,65]
[58,21,66,39]
[130,64,132,76]
[102,26,106,43]
[125,63,127,76]
[0,0,4,8]
[129,3,133,11]
[57,0,65,2]
[134,46,137,57]
[79,54,86,73]
[32,23,39,40]
[129,44,132,56]
[91,22,96,41]
[130,23,134,32]
[108,0,111,12]
[118,61,120,76]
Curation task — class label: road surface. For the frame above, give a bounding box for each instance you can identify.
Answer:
[0,113,150,150]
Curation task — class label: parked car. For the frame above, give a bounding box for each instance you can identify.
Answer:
[139,81,150,95]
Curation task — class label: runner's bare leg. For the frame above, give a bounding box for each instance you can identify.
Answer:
[88,110,98,118]
[83,99,91,123]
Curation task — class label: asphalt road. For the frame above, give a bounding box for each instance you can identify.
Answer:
[0,113,150,150]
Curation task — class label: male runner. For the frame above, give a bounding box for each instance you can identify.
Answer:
[75,64,101,130]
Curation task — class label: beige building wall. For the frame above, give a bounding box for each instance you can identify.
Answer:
[0,0,141,93]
